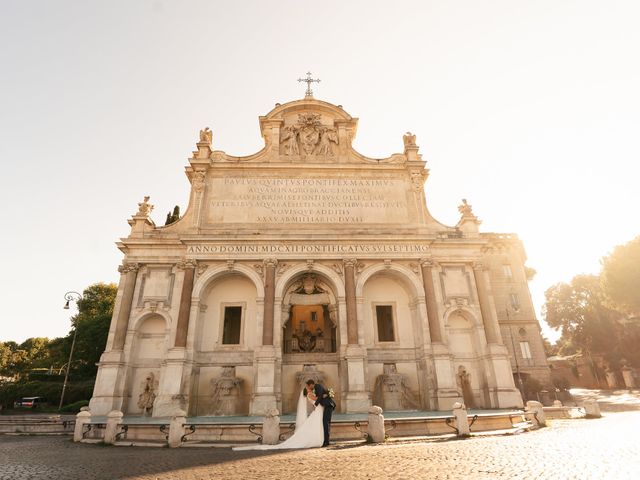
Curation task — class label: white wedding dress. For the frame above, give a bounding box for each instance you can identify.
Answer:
[233,390,324,450]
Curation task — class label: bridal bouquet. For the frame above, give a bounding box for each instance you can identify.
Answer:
[327,387,335,398]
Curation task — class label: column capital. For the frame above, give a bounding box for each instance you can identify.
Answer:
[342,258,358,269]
[263,258,278,268]
[472,261,488,272]
[419,257,437,269]
[176,259,197,270]
[118,262,140,274]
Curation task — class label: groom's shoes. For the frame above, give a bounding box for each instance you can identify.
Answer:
[322,442,329,447]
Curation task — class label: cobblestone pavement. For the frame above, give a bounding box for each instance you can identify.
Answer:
[1,411,639,480]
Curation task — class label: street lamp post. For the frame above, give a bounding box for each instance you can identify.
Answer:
[59,291,82,411]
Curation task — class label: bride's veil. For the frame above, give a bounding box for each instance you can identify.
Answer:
[295,388,308,430]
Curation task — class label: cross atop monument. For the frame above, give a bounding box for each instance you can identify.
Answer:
[298,71,320,98]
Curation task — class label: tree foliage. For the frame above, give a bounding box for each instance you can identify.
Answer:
[69,282,118,378]
[601,235,640,314]
[543,274,640,367]
[0,282,117,381]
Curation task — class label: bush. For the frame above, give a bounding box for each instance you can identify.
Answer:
[0,379,95,410]
[60,400,90,413]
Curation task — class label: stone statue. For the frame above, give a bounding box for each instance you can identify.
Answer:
[373,363,420,411]
[211,366,243,415]
[199,127,213,145]
[137,372,157,416]
[456,366,475,408]
[403,132,416,148]
[457,199,474,217]
[136,196,154,217]
[315,127,338,156]
[280,125,300,155]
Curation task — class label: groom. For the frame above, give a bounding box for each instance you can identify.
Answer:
[304,379,335,446]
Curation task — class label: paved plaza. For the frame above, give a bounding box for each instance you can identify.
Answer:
[1,409,639,480]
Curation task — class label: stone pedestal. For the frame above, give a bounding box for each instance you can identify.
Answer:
[343,345,370,413]
[88,350,127,415]
[605,370,617,389]
[262,409,281,445]
[526,400,546,427]
[583,399,601,418]
[153,348,191,417]
[104,410,123,444]
[168,410,186,448]
[250,346,279,415]
[367,406,385,443]
[452,402,470,436]
[73,411,91,442]
[622,367,635,388]
[484,344,524,409]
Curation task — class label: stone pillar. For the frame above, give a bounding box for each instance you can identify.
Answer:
[525,400,546,427]
[73,410,91,442]
[262,259,277,346]
[262,408,281,445]
[104,410,124,444]
[420,259,442,343]
[343,259,358,344]
[367,406,386,443]
[472,262,500,344]
[605,369,617,389]
[168,410,186,448]
[113,263,139,350]
[452,402,470,436]
[583,399,601,418]
[622,366,635,388]
[175,261,196,348]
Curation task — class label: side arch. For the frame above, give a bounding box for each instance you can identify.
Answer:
[192,263,265,300]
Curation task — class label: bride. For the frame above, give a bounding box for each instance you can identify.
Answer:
[233,386,324,450]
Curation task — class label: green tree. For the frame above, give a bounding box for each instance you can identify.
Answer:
[69,283,117,378]
[601,235,640,314]
[164,205,180,225]
[543,275,622,365]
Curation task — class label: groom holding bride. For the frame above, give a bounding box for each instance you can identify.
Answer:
[233,379,336,450]
[304,379,336,447]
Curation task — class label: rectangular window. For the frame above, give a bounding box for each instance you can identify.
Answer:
[510,293,521,311]
[222,306,242,344]
[520,341,533,365]
[502,264,513,280]
[376,305,395,342]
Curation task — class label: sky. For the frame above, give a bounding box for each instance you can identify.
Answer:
[1,0,638,344]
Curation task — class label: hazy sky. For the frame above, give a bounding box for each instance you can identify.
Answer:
[1,0,638,343]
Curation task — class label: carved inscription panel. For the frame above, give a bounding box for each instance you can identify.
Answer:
[206,176,410,224]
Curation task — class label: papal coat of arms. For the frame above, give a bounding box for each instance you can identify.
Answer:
[280,113,338,156]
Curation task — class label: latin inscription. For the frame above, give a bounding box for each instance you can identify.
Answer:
[207,177,409,224]
[186,244,431,255]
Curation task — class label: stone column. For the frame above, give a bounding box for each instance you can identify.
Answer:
[343,258,359,344]
[472,262,500,344]
[73,410,91,442]
[525,400,546,427]
[262,258,277,346]
[452,402,470,436]
[112,263,139,350]
[104,410,124,444]
[168,409,187,448]
[420,259,442,343]
[367,406,386,443]
[174,261,196,348]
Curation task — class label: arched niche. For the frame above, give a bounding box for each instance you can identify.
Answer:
[195,271,259,352]
[281,272,339,354]
[445,309,485,408]
[126,314,167,415]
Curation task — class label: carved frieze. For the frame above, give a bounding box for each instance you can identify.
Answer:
[280,113,338,157]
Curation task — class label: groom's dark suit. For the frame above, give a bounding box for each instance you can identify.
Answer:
[304,383,335,446]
